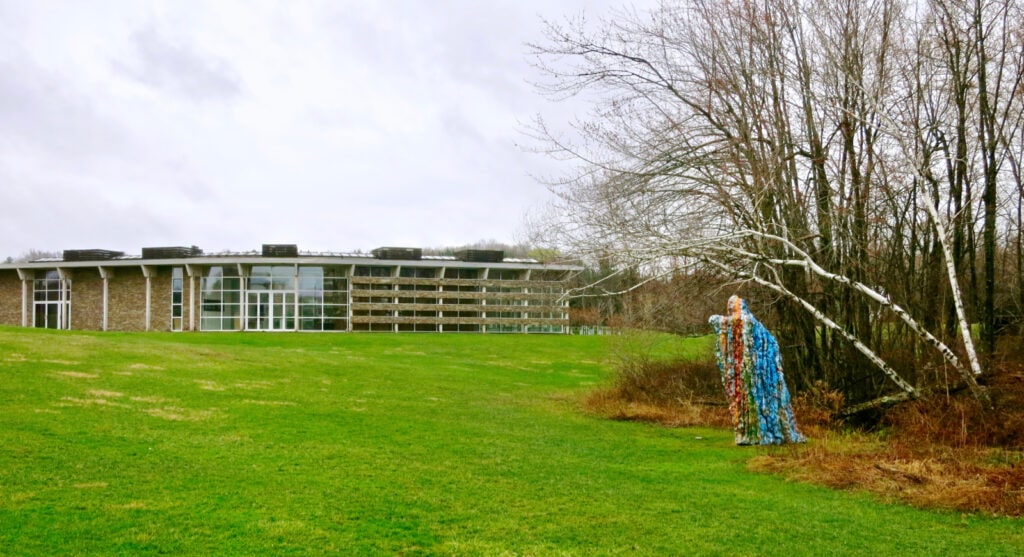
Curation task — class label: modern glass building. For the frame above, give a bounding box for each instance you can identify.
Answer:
[0,245,578,333]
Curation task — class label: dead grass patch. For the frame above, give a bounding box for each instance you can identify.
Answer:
[195,380,227,391]
[142,406,220,422]
[110,501,149,510]
[58,397,130,408]
[55,371,98,379]
[233,380,279,390]
[128,363,164,370]
[130,395,174,404]
[750,434,1024,516]
[87,389,124,398]
[73,482,108,489]
[241,399,297,406]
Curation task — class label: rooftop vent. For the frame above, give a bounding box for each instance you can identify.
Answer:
[141,245,203,259]
[454,249,504,263]
[371,247,423,260]
[62,249,125,262]
[262,244,298,257]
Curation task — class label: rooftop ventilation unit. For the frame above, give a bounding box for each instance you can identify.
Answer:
[141,246,203,259]
[371,247,423,260]
[262,244,298,257]
[62,249,125,262]
[454,249,504,263]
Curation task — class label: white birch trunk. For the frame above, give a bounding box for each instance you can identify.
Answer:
[704,259,918,395]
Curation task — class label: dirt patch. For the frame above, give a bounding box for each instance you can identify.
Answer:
[4,353,27,362]
[43,359,80,365]
[73,482,108,489]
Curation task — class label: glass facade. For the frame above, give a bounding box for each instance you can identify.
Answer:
[200,266,242,331]
[297,266,349,331]
[33,270,71,329]
[194,265,349,332]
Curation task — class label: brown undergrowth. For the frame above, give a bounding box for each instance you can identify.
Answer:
[584,356,732,428]
[588,337,1024,516]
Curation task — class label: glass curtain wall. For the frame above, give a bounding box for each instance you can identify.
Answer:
[297,266,348,331]
[200,266,241,330]
[33,270,71,329]
[246,266,295,331]
[198,265,348,332]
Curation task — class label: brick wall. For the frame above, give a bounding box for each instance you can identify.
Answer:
[71,269,103,331]
[0,271,24,326]
[108,267,147,331]
[150,268,174,332]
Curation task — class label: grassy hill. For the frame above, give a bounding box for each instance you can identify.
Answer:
[0,328,1021,555]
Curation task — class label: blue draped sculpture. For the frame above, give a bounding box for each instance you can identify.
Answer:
[709,296,805,445]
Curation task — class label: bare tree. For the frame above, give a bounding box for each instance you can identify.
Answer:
[529,0,1024,407]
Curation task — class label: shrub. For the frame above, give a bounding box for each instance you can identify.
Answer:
[585,353,731,428]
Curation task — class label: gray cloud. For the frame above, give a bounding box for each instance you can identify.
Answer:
[0,0,659,260]
[116,25,242,102]
[0,57,129,159]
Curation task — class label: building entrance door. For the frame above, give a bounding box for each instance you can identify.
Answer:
[247,291,295,331]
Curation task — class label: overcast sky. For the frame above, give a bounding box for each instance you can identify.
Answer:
[0,0,649,259]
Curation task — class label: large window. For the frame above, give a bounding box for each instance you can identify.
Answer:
[33,270,71,329]
[171,267,183,331]
[200,267,241,331]
[297,266,348,331]
[246,266,295,331]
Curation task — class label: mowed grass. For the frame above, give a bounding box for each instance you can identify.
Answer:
[0,328,1021,556]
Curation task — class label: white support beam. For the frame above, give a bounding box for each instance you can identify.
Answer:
[293,264,300,332]
[185,264,196,331]
[345,265,355,332]
[438,267,446,332]
[98,266,111,331]
[56,268,70,329]
[141,265,154,331]
[16,268,29,327]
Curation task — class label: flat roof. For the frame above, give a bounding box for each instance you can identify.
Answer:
[0,253,582,272]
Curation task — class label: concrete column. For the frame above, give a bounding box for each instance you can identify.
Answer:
[56,268,71,330]
[98,266,111,331]
[16,268,29,327]
[141,265,153,331]
[185,264,196,331]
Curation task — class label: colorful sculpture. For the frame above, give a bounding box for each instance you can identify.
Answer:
[709,296,805,445]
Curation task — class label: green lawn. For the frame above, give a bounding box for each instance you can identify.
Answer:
[0,328,1020,556]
